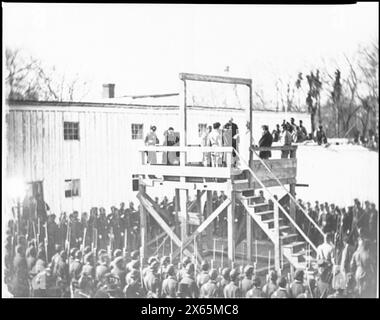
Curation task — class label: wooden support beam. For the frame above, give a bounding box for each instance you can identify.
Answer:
[172,198,231,259]
[246,210,252,263]
[139,184,148,263]
[138,189,202,262]
[179,189,188,242]
[174,189,180,236]
[179,72,252,86]
[289,183,296,223]
[273,200,281,274]
[227,192,236,263]
[206,190,213,249]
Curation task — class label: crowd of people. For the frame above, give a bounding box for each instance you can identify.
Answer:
[4,192,377,298]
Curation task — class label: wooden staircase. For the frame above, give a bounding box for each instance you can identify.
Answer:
[237,188,317,271]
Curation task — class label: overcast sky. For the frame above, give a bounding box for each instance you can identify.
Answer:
[3,3,379,102]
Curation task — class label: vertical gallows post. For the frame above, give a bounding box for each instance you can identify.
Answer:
[246,210,252,263]
[289,183,296,223]
[273,199,281,273]
[139,184,147,264]
[227,191,236,263]
[178,77,188,254]
[206,190,213,250]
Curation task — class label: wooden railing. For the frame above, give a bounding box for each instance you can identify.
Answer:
[251,145,298,158]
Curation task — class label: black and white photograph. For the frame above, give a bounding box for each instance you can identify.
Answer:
[2,3,379,300]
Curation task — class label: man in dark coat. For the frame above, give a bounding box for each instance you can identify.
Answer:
[47,214,59,260]
[161,264,178,298]
[258,125,273,159]
[223,268,241,298]
[246,276,265,298]
[289,269,305,298]
[12,245,29,297]
[196,261,210,288]
[200,269,221,298]
[239,265,254,297]
[70,250,83,281]
[144,260,161,298]
[179,263,198,298]
[272,276,289,298]
[124,269,143,298]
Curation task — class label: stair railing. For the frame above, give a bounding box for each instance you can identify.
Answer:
[249,146,325,240]
[234,148,318,253]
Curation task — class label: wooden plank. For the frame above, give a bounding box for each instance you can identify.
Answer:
[246,210,252,263]
[179,72,252,86]
[139,185,148,262]
[273,201,281,273]
[227,192,235,262]
[149,180,230,192]
[136,165,232,178]
[173,198,231,257]
[206,191,213,248]
[251,145,298,152]
[139,146,233,153]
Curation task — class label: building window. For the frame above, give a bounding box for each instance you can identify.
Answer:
[198,123,207,137]
[131,123,143,140]
[64,122,80,140]
[64,179,80,198]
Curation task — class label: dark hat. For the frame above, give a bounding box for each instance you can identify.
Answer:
[70,248,77,257]
[113,249,122,259]
[270,270,278,281]
[148,256,159,265]
[201,260,209,271]
[229,268,239,281]
[252,276,261,287]
[186,263,195,274]
[130,259,140,270]
[317,260,327,268]
[182,256,191,266]
[278,276,287,288]
[160,256,170,265]
[113,256,124,267]
[150,125,157,131]
[244,265,254,275]
[222,267,231,279]
[131,250,139,260]
[262,125,269,131]
[294,269,304,281]
[168,127,174,131]
[166,264,175,276]
[84,252,94,264]
[209,268,218,281]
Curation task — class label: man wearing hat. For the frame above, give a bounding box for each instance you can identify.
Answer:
[315,260,333,298]
[262,270,278,298]
[47,213,59,259]
[110,256,127,289]
[240,265,254,297]
[258,125,273,159]
[95,253,110,283]
[223,268,241,298]
[145,125,159,165]
[219,267,231,293]
[161,264,178,298]
[53,250,69,284]
[289,269,305,298]
[159,256,170,281]
[70,250,83,281]
[81,252,95,279]
[144,260,161,298]
[177,256,191,282]
[271,276,289,298]
[12,245,29,297]
[126,250,140,273]
[196,260,210,288]
[179,263,198,298]
[124,269,143,298]
[200,268,220,298]
[246,276,265,298]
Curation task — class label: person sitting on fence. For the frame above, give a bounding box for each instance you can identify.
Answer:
[258,125,273,159]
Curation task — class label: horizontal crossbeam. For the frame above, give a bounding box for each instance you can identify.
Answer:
[179,72,252,86]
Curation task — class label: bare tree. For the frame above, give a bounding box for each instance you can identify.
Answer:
[5,47,89,102]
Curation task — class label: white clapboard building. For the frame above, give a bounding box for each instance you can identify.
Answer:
[4,84,311,217]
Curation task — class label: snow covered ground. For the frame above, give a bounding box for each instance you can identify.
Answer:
[294,144,379,207]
